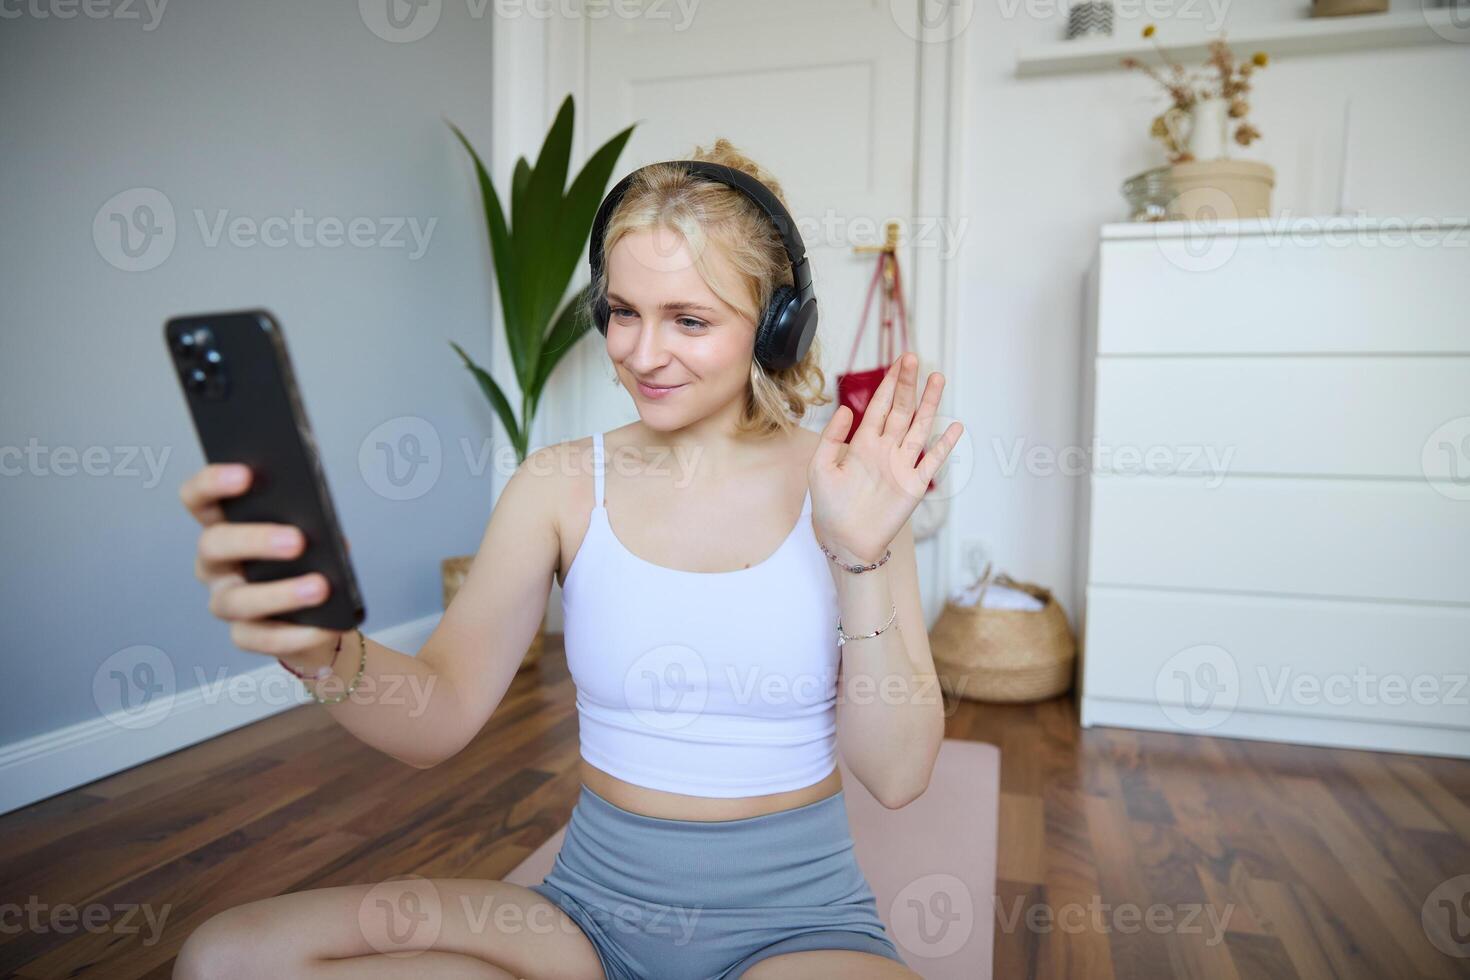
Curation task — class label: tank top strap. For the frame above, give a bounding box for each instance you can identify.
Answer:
[592,431,605,509]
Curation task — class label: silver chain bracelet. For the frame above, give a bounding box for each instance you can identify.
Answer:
[837,603,897,646]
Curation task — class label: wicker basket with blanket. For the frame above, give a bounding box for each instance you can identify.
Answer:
[929,564,1076,703]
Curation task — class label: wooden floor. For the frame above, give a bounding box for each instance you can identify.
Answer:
[2,639,1468,979]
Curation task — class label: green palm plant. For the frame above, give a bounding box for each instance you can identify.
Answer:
[447,95,636,463]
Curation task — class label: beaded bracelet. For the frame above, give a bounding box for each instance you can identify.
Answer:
[277,632,343,682]
[817,540,891,574]
[302,629,368,705]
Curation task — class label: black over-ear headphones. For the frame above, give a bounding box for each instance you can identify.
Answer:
[588,160,818,372]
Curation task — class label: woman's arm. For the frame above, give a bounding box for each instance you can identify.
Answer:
[183,443,566,770]
[808,351,963,809]
[830,517,945,808]
[305,445,565,767]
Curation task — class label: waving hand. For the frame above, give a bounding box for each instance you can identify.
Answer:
[809,352,963,564]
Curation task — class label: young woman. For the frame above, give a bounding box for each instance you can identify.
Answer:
[173,141,963,980]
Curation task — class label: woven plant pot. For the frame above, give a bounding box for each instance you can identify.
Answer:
[929,573,1076,704]
[441,555,543,670]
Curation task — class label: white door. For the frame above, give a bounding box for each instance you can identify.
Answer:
[574,1,922,427]
[506,1,962,623]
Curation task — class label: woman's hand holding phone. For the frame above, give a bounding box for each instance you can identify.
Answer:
[180,462,343,674]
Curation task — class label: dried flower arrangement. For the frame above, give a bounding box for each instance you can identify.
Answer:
[1122,25,1268,163]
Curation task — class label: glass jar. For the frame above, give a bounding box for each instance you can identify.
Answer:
[1121,167,1175,222]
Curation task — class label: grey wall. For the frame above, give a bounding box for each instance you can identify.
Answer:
[0,1,518,744]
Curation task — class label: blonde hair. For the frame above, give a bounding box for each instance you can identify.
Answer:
[587,138,831,437]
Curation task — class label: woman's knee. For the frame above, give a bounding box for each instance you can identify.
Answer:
[173,901,291,979]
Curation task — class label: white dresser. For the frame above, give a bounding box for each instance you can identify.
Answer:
[1074,217,1470,757]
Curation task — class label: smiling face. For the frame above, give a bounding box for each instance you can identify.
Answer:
[603,226,759,432]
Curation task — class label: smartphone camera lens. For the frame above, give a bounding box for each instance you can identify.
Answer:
[172,331,197,359]
[186,367,208,392]
[203,348,224,372]
[191,326,214,348]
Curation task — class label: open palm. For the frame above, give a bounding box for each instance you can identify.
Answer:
[809,352,963,564]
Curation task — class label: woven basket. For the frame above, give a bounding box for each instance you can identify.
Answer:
[441,555,543,670]
[1311,0,1386,15]
[930,568,1076,703]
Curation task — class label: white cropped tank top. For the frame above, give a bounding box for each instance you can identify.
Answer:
[560,431,842,798]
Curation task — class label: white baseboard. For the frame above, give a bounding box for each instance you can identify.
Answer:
[0,613,441,817]
[1081,696,1470,759]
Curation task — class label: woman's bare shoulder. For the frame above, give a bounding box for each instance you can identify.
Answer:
[517,436,595,506]
[514,432,622,547]
[792,422,825,462]
[794,423,824,450]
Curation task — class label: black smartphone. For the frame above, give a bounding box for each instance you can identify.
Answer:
[165,308,365,630]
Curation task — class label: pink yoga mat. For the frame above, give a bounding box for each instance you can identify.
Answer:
[505,738,999,979]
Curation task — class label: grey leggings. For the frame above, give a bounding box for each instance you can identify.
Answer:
[528,783,907,979]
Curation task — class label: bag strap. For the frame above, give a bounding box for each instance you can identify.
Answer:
[845,251,912,374]
[845,253,887,374]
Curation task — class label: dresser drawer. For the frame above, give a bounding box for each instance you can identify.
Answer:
[1086,473,1470,604]
[1081,586,1470,728]
[1096,230,1470,355]
[1093,357,1470,479]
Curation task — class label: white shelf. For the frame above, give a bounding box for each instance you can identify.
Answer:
[1015,9,1464,76]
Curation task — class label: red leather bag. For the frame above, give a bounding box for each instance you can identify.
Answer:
[835,252,934,489]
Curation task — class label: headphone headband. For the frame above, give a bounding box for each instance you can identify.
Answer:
[587,160,818,371]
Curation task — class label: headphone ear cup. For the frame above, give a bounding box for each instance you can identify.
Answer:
[754,285,797,369]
